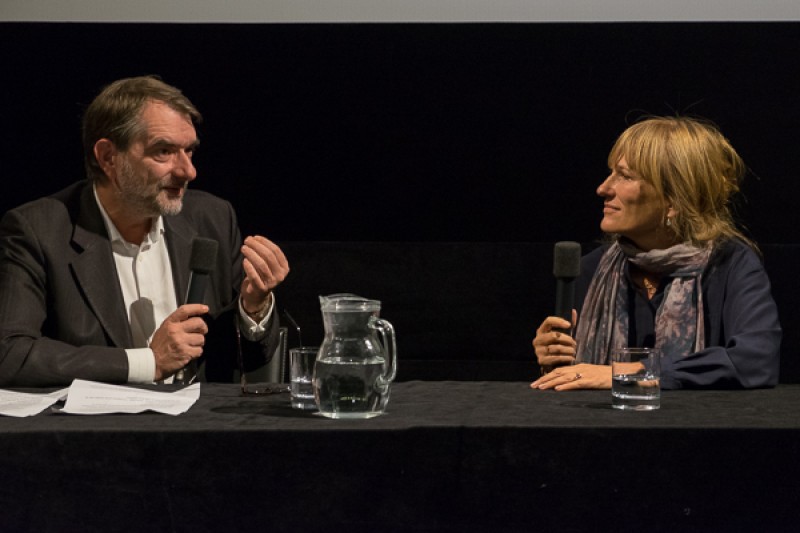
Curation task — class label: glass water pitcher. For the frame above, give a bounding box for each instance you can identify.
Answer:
[313,294,397,419]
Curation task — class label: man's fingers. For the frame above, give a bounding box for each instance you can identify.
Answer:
[167,304,209,322]
[242,257,268,292]
[245,235,288,266]
[243,236,290,279]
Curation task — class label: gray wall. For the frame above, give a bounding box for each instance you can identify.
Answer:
[2,0,800,22]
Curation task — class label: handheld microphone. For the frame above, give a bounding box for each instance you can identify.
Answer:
[185,238,219,304]
[553,241,581,333]
[175,237,218,385]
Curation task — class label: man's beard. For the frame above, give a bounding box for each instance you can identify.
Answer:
[116,157,185,217]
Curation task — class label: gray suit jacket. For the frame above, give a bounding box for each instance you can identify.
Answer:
[0,180,277,387]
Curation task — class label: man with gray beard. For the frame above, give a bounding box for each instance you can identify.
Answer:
[0,76,289,387]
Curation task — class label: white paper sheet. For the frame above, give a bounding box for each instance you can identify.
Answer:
[0,388,69,417]
[60,379,200,416]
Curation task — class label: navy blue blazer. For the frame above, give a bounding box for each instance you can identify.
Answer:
[576,239,781,389]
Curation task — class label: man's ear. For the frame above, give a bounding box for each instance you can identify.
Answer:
[93,139,118,180]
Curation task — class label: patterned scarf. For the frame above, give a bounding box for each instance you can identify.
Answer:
[575,239,712,364]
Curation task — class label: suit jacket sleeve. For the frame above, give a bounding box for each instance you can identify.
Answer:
[183,194,279,382]
[0,198,129,387]
[660,241,781,389]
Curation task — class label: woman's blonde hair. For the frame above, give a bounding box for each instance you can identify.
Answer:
[608,116,752,248]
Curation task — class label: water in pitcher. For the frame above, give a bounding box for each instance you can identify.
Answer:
[314,357,388,419]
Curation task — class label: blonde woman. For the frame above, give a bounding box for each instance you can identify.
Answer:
[532,116,781,390]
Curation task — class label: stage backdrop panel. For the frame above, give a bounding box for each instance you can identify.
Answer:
[1,22,797,382]
[1,22,799,245]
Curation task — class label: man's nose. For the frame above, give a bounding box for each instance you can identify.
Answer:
[173,150,197,181]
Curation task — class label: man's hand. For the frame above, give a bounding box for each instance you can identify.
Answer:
[150,304,209,381]
[240,236,289,317]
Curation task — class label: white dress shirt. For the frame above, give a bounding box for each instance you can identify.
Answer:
[93,187,273,383]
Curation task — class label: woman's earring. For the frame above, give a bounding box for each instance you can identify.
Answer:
[666,217,672,227]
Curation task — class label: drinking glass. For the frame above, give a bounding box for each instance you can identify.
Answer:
[611,347,660,410]
[290,347,319,410]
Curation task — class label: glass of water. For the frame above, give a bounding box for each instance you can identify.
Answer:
[611,347,660,411]
[290,347,319,410]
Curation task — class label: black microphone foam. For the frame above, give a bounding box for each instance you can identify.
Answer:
[185,238,218,304]
[553,241,581,328]
[553,241,581,279]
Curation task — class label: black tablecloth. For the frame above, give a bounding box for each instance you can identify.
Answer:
[3,382,799,532]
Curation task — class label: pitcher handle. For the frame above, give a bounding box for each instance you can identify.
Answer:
[371,317,397,384]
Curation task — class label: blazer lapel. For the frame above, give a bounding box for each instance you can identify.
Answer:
[70,186,134,348]
[163,214,196,306]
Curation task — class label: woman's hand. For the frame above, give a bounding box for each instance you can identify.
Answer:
[530,363,612,390]
[532,314,577,369]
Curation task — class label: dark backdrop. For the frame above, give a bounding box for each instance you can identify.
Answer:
[1,22,798,381]
[1,22,799,244]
